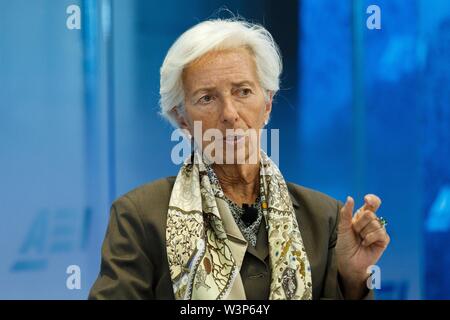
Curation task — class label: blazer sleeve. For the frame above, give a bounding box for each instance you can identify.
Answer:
[320,200,375,300]
[88,195,154,299]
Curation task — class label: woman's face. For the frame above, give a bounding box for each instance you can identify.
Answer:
[178,47,272,164]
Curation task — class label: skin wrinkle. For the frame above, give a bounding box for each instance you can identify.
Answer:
[174,47,273,206]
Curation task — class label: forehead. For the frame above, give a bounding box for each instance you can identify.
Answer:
[182,47,258,92]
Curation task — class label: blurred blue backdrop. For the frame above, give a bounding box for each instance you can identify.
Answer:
[0,0,449,299]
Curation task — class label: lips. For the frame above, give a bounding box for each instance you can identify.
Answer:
[223,134,246,145]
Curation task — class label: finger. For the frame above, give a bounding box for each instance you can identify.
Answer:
[359,219,384,240]
[352,210,378,234]
[352,208,364,223]
[352,194,382,224]
[361,228,390,248]
[363,194,382,212]
[339,196,355,232]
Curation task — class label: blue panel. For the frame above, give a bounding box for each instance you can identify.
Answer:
[298,0,353,201]
[299,0,450,299]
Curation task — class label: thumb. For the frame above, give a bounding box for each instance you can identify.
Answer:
[338,196,355,232]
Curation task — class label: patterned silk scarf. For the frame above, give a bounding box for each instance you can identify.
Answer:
[166,151,312,300]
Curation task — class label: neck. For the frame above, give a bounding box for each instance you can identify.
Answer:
[212,162,260,206]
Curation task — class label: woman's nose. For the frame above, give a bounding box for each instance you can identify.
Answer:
[220,96,239,125]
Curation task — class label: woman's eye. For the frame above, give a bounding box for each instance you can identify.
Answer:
[198,95,214,104]
[238,88,252,97]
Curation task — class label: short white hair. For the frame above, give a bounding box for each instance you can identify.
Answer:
[159,18,283,127]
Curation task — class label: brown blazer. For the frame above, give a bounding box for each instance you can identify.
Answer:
[88,176,374,300]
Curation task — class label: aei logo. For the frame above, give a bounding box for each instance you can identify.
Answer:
[10,208,91,272]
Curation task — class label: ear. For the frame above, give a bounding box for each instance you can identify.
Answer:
[264,91,274,122]
[170,106,190,132]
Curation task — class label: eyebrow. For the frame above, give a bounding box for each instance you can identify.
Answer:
[232,81,256,88]
[191,87,215,97]
[190,81,256,97]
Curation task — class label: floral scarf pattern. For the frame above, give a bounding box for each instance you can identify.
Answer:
[166,151,312,300]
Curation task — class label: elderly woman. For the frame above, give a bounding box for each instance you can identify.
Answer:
[89,18,390,300]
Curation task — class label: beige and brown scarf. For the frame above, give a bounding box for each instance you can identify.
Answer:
[166,150,312,300]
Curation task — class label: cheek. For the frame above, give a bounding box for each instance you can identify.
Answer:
[243,100,267,126]
[185,105,218,128]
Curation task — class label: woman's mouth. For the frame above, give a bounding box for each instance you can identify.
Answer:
[224,134,246,146]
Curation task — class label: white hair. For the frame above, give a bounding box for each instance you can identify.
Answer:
[159,18,283,127]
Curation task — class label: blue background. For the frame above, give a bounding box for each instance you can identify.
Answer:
[0,0,449,299]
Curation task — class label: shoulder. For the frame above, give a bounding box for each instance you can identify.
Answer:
[286,181,343,236]
[111,176,176,225]
[286,181,343,212]
[119,176,176,207]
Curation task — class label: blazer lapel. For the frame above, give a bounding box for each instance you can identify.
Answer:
[214,186,301,299]
[216,197,247,300]
[246,185,301,262]
[246,219,269,261]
